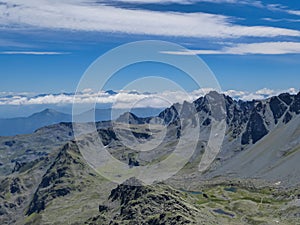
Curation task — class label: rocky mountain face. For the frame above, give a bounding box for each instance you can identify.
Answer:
[0,91,299,224]
[158,91,300,187]
[158,91,300,148]
[205,101,300,187]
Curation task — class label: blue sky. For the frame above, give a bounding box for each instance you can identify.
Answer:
[0,0,299,95]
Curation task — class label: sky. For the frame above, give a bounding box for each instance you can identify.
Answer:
[0,0,299,114]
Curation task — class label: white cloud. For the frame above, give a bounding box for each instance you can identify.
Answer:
[0,51,69,55]
[162,42,300,55]
[265,4,300,17]
[0,0,299,39]
[255,88,275,95]
[262,18,300,23]
[226,90,247,95]
[110,0,262,7]
[109,0,192,3]
[228,42,300,55]
[111,0,239,4]
[113,0,300,17]
[223,88,299,101]
[287,10,300,16]
[0,39,34,48]
[265,3,300,16]
[0,88,298,107]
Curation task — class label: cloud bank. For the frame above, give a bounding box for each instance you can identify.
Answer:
[0,88,298,108]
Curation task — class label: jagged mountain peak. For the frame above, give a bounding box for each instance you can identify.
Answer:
[116,111,145,124]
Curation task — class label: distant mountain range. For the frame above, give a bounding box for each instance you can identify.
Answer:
[0,109,71,136]
[0,91,299,224]
[0,107,163,136]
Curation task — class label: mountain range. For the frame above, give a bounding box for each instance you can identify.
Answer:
[0,91,299,224]
[0,107,163,136]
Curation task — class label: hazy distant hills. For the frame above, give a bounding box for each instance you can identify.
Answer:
[76,107,163,123]
[0,109,71,136]
[0,107,163,136]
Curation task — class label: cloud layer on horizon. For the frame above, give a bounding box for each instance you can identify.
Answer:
[0,88,298,108]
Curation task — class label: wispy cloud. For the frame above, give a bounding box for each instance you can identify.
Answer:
[286,10,300,16]
[0,39,34,48]
[106,0,193,3]
[162,42,300,55]
[109,0,262,6]
[265,4,300,16]
[0,51,69,55]
[0,0,299,39]
[111,0,300,17]
[262,18,300,23]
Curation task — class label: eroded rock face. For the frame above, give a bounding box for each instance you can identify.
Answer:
[269,96,288,124]
[97,127,118,146]
[283,111,293,124]
[223,92,300,146]
[290,92,300,114]
[241,110,268,145]
[278,93,294,105]
[158,104,180,125]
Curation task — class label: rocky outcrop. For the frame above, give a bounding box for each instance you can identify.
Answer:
[269,96,288,124]
[87,178,199,225]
